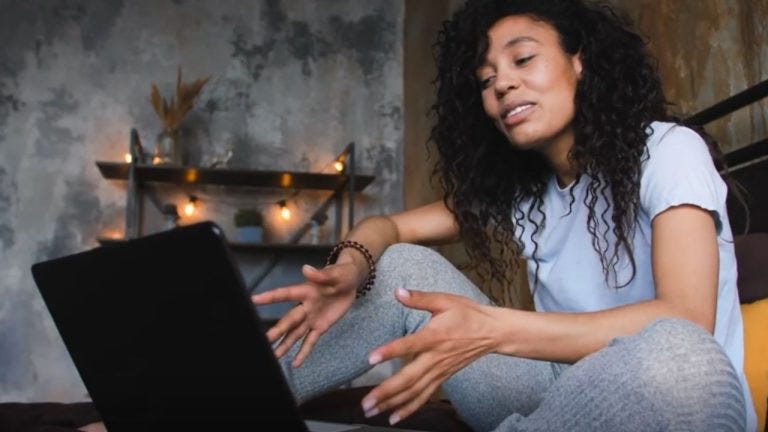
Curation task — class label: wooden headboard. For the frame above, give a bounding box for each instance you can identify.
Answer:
[684,79,768,235]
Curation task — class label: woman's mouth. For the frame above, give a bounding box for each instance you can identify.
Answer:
[502,103,535,126]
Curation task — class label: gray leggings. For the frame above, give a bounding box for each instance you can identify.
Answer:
[280,244,747,431]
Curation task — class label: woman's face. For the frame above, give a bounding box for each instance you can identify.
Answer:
[477,15,582,156]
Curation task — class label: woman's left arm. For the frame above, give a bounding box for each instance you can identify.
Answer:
[363,204,719,423]
[489,203,718,363]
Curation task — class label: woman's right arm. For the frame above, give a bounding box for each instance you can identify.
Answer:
[251,199,459,366]
[334,200,461,279]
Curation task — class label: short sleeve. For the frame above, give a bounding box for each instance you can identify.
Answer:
[640,124,728,233]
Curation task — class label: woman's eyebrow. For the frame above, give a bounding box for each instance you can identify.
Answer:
[480,35,541,69]
[503,35,540,49]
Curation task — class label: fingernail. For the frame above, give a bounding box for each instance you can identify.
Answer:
[389,413,401,425]
[364,408,379,418]
[368,353,382,365]
[303,264,317,271]
[361,397,377,411]
[396,288,410,298]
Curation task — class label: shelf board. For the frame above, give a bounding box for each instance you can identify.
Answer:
[228,242,333,254]
[96,161,374,191]
[97,237,332,254]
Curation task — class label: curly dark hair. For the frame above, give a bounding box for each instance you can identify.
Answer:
[429,0,672,305]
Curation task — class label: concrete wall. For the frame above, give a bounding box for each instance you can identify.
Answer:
[0,0,403,402]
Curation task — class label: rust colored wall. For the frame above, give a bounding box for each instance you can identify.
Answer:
[610,0,768,153]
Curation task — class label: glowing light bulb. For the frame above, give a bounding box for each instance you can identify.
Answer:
[102,229,123,240]
[280,205,291,220]
[184,168,198,183]
[183,196,198,217]
[277,200,291,220]
[333,161,344,172]
[280,173,293,188]
[124,153,132,163]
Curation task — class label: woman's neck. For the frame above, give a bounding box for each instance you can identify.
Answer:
[538,132,578,188]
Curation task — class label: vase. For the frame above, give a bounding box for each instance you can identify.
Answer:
[154,129,183,165]
[236,226,263,243]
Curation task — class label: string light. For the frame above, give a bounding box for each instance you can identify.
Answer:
[184,195,199,217]
[149,148,349,227]
[278,199,291,220]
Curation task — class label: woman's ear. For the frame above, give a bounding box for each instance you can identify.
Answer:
[572,52,583,79]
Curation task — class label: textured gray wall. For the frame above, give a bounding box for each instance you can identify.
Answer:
[0,0,403,402]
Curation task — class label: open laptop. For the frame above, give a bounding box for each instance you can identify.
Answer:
[31,221,423,432]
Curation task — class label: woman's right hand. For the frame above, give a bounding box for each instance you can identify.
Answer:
[251,260,363,367]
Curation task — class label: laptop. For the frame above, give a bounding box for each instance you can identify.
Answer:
[31,221,423,432]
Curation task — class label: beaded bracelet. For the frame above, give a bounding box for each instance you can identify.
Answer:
[325,240,376,298]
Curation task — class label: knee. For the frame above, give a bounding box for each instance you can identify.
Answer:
[635,318,725,363]
[632,318,738,385]
[377,243,447,276]
[628,318,745,427]
[375,243,490,305]
[636,317,712,350]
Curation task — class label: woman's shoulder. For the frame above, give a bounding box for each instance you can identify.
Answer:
[643,121,709,161]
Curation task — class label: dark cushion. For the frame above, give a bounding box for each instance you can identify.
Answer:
[0,402,101,432]
[300,386,473,432]
[0,393,472,432]
[734,233,768,304]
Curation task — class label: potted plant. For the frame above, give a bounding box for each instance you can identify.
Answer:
[234,208,264,243]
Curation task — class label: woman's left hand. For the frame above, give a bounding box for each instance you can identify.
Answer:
[361,288,498,425]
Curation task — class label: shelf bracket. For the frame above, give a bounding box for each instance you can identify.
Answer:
[247,141,361,294]
[125,129,144,239]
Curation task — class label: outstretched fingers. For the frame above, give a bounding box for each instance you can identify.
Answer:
[362,356,445,424]
[368,331,424,366]
[264,303,307,343]
[293,329,322,367]
[301,264,335,285]
[395,288,464,314]
[274,319,309,358]
[251,283,309,305]
[389,379,443,424]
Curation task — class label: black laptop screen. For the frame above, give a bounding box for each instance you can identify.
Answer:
[31,222,307,431]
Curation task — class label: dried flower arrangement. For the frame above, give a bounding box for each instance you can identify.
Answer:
[150,67,210,133]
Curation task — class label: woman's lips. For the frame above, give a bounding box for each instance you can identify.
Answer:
[502,103,535,126]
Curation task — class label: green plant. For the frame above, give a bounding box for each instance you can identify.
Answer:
[234,208,263,227]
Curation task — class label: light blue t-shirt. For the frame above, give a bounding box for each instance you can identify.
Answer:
[513,121,755,429]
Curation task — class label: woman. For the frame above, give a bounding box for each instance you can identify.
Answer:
[253,0,756,430]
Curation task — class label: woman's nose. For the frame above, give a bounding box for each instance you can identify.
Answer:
[494,72,520,98]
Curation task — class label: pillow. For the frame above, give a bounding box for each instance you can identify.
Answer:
[735,233,768,304]
[741,298,768,432]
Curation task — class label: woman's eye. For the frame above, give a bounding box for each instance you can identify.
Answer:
[515,55,535,66]
[479,76,494,89]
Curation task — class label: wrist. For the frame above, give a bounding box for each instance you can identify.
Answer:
[485,305,521,356]
[335,248,368,270]
[326,240,376,297]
